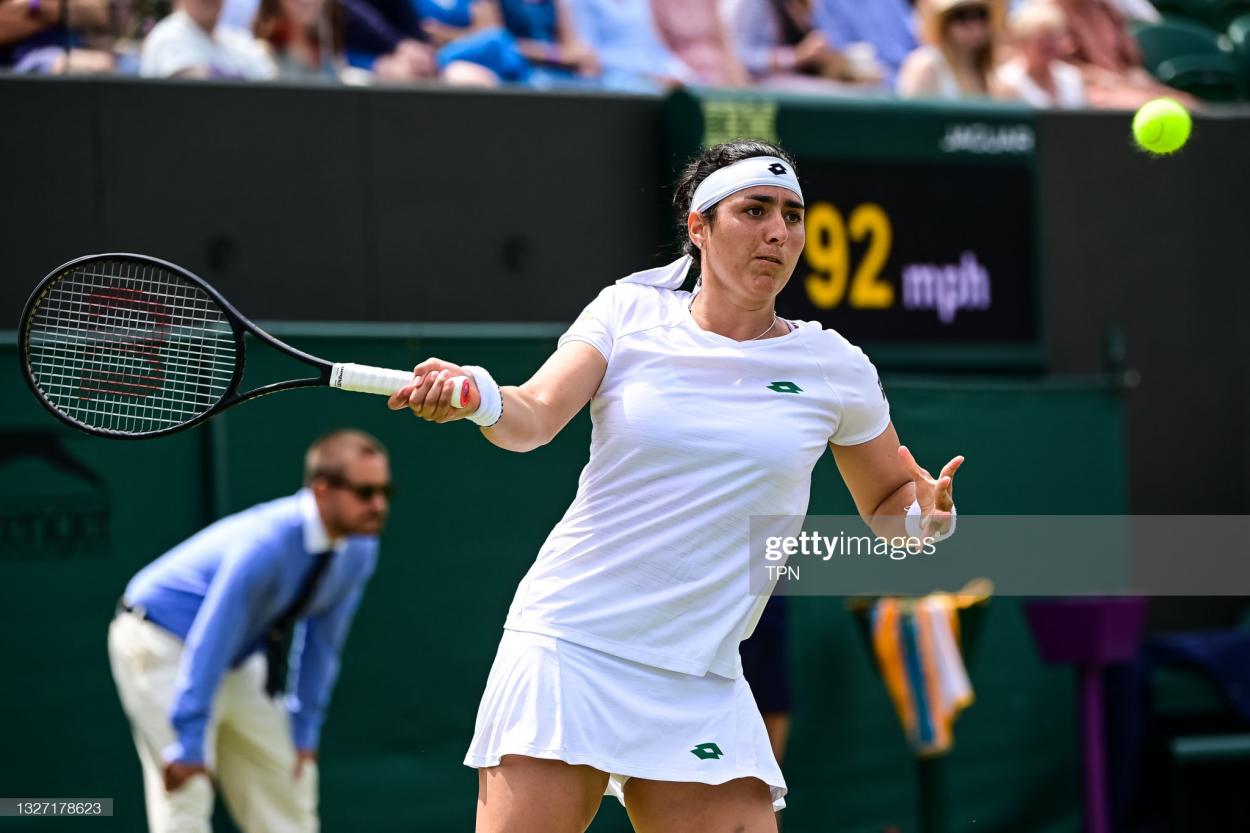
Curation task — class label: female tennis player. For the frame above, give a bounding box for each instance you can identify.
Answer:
[387,140,963,833]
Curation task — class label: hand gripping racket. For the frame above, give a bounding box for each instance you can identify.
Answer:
[18,253,472,439]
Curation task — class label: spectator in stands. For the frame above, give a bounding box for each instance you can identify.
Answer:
[1,0,115,72]
[340,0,438,81]
[565,0,697,92]
[140,0,276,77]
[1009,0,1160,23]
[898,0,999,100]
[253,0,358,79]
[1111,0,1160,22]
[996,1,1085,107]
[220,0,261,32]
[410,0,535,86]
[495,0,599,85]
[417,0,599,87]
[1052,0,1194,108]
[814,0,917,87]
[651,0,751,87]
[416,0,495,46]
[720,0,861,92]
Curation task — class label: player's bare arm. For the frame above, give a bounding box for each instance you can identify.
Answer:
[387,342,607,452]
[830,424,963,540]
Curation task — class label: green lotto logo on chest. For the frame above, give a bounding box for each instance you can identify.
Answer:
[691,742,724,760]
[766,381,803,394]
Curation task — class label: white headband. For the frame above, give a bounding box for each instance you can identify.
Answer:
[690,155,803,215]
[617,156,804,291]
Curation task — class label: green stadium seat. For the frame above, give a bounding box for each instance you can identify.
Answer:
[1228,13,1250,76]
[1134,18,1247,99]
[1152,0,1250,29]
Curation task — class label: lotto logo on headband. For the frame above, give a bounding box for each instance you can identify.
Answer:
[689,156,804,215]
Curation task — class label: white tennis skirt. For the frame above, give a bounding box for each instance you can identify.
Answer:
[463,628,787,811]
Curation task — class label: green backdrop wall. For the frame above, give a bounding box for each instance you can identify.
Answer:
[0,328,1124,832]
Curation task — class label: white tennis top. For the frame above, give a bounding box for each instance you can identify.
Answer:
[503,282,891,678]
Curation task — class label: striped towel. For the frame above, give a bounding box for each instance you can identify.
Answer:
[871,594,975,756]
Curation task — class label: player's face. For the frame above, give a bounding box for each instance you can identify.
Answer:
[321,454,391,537]
[702,186,805,303]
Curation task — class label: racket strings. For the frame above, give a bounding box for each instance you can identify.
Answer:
[25,259,237,435]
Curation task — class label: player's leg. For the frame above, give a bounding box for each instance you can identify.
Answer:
[213,655,316,833]
[477,754,609,833]
[107,613,216,833]
[622,776,778,833]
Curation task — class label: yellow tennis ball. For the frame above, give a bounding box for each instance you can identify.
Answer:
[1132,98,1192,155]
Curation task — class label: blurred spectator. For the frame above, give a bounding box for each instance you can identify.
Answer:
[339,0,437,80]
[405,0,508,84]
[720,0,861,92]
[996,1,1085,107]
[651,0,750,87]
[432,0,600,87]
[1052,0,1195,108]
[140,0,277,77]
[1009,0,1160,23]
[416,0,496,45]
[565,0,697,92]
[220,0,261,31]
[496,0,599,85]
[814,0,917,87]
[898,0,998,100]
[1111,0,1160,22]
[253,0,353,79]
[1,0,115,72]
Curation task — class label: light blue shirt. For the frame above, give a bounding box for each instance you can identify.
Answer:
[565,0,696,92]
[124,490,378,764]
[814,0,916,83]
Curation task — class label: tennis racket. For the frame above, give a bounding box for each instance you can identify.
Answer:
[18,253,472,439]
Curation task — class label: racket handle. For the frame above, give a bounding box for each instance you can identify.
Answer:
[331,363,414,396]
[330,363,471,409]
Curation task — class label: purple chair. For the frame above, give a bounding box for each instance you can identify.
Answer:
[1025,597,1149,833]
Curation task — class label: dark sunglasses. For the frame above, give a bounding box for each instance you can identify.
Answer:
[948,5,989,23]
[322,474,395,501]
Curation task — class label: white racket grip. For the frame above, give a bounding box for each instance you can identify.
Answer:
[448,376,471,408]
[330,363,413,396]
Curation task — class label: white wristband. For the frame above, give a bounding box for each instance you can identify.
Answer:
[462,365,503,427]
[905,501,957,543]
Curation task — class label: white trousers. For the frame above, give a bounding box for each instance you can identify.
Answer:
[107,612,318,833]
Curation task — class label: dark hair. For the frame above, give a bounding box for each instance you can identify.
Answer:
[254,0,345,58]
[673,140,799,272]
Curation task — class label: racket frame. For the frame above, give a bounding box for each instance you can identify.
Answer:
[19,252,338,440]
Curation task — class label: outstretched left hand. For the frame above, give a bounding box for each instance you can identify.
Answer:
[898,446,964,537]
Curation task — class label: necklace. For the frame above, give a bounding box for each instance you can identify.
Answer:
[749,314,779,341]
[691,295,780,342]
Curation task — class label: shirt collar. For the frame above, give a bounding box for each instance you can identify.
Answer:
[299,488,346,555]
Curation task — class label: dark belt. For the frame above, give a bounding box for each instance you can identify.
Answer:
[115,595,148,621]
